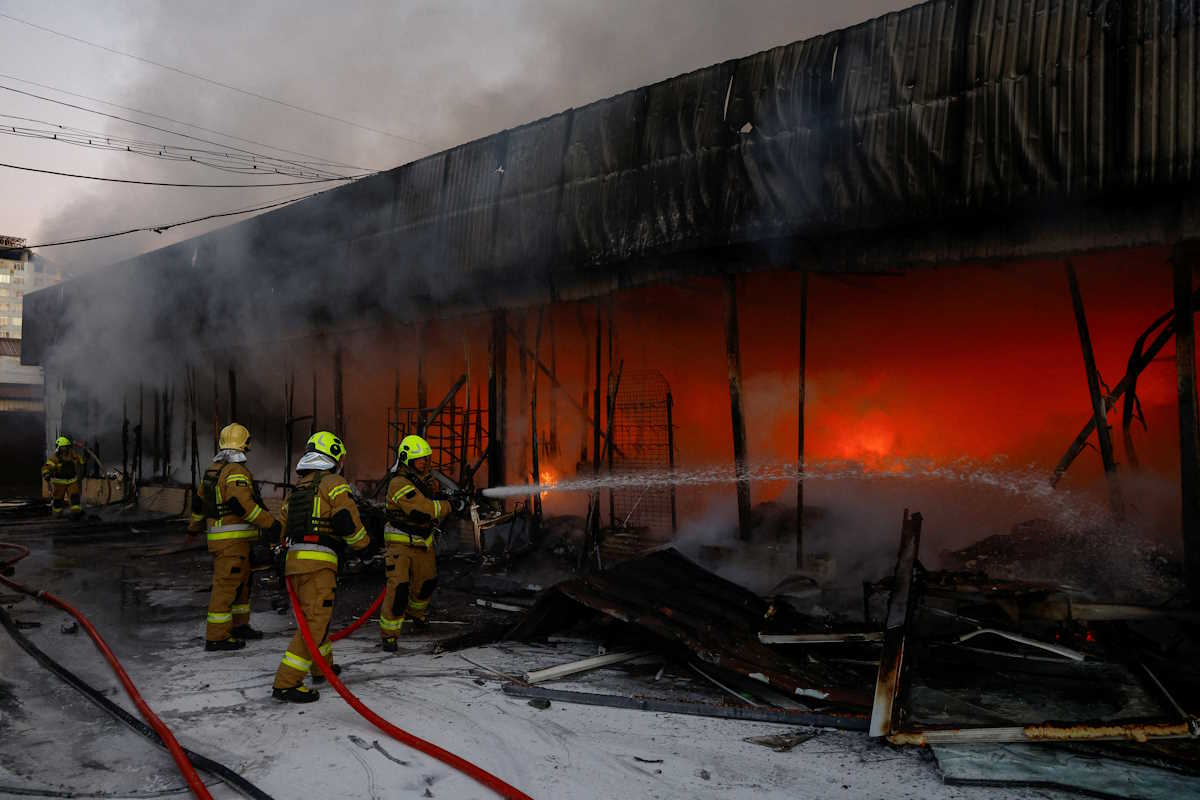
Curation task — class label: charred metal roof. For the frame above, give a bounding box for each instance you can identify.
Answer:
[22,0,1200,364]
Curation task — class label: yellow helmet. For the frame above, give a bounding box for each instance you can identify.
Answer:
[307,431,347,463]
[218,423,251,452]
[398,434,433,465]
[55,435,72,448]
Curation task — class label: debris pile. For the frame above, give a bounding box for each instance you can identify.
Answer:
[484,512,1200,800]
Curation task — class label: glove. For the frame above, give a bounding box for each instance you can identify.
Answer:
[263,520,283,547]
[450,492,469,514]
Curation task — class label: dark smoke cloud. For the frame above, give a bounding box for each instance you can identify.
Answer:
[23,0,914,269]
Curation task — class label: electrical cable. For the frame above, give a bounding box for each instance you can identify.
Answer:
[284,577,533,800]
[0,12,431,148]
[0,603,275,800]
[0,159,357,188]
[0,78,376,173]
[0,543,212,799]
[0,183,349,253]
[0,116,354,179]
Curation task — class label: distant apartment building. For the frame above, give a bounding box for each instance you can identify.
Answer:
[0,235,64,493]
[0,235,63,338]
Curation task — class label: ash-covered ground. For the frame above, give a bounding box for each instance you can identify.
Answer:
[0,508,1078,800]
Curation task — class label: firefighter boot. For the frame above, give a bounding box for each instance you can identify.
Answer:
[272,685,320,703]
[381,638,398,653]
[232,624,264,640]
[310,663,342,684]
[205,637,246,652]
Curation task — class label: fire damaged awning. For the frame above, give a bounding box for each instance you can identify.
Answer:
[508,548,872,710]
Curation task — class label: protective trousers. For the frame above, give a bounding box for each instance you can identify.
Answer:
[380,542,437,638]
[205,540,252,641]
[50,481,82,518]
[273,566,337,689]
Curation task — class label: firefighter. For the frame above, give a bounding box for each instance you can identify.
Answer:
[272,431,370,703]
[379,434,464,652]
[188,423,281,652]
[42,435,85,520]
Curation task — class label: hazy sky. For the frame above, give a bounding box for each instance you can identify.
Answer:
[0,1,914,271]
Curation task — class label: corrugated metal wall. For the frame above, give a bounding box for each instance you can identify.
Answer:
[22,0,1200,361]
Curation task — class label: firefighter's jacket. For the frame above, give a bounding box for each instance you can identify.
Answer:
[384,470,450,548]
[188,462,278,552]
[42,448,84,486]
[279,471,369,576]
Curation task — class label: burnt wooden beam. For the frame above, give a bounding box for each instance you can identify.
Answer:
[724,274,752,540]
[309,369,317,436]
[425,374,467,431]
[227,367,238,422]
[667,392,678,533]
[333,345,345,437]
[797,271,809,568]
[1051,307,1179,485]
[416,326,428,430]
[591,307,603,540]
[500,683,868,731]
[1121,309,1173,467]
[1065,260,1124,515]
[151,386,160,478]
[531,307,545,519]
[505,324,623,456]
[488,310,507,489]
[869,510,922,738]
[1174,245,1200,604]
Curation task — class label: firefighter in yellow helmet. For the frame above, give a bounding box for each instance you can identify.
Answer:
[42,435,85,520]
[188,423,281,651]
[271,431,370,703]
[379,434,463,651]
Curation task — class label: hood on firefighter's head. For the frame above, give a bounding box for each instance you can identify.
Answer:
[213,449,248,464]
[296,451,338,473]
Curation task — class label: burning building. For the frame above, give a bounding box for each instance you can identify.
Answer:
[15,0,1200,597]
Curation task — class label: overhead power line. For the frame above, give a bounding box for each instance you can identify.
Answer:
[0,113,358,179]
[0,79,373,175]
[0,11,432,148]
[0,159,366,187]
[0,185,345,253]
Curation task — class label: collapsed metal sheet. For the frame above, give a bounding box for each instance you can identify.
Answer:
[509,548,873,709]
[933,742,1200,800]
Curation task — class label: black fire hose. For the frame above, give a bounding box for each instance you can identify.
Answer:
[0,603,276,800]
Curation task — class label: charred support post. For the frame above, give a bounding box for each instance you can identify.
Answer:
[591,308,603,540]
[531,308,545,520]
[416,328,428,430]
[227,368,238,423]
[310,370,317,436]
[1066,260,1124,516]
[488,310,507,489]
[723,275,752,540]
[283,370,295,486]
[667,392,677,533]
[136,384,144,489]
[151,387,160,479]
[333,345,345,438]
[1173,245,1200,603]
[189,370,199,492]
[869,510,923,737]
[797,271,808,568]
[121,395,129,495]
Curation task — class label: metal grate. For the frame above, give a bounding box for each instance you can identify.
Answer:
[386,403,487,486]
[608,369,676,536]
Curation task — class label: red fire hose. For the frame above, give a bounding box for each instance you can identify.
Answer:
[285,577,533,800]
[329,588,384,642]
[0,542,213,800]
